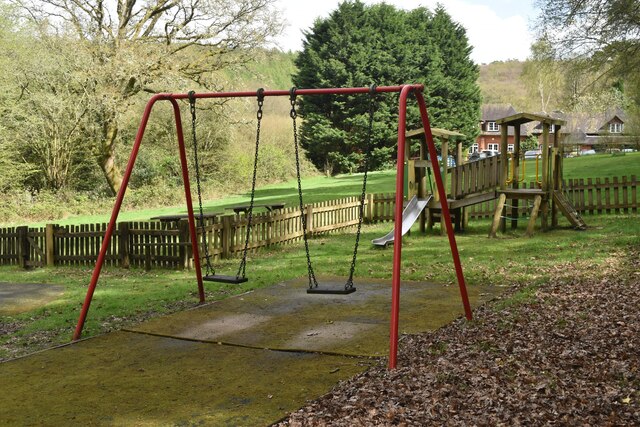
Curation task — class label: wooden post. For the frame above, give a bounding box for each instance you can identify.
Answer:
[366,193,374,223]
[118,222,130,268]
[489,193,507,238]
[17,226,29,268]
[407,159,417,199]
[551,126,562,228]
[526,195,543,237]
[499,123,509,232]
[441,138,449,201]
[541,123,550,230]
[306,205,314,234]
[45,224,55,267]
[221,215,231,259]
[511,125,521,229]
[178,219,190,270]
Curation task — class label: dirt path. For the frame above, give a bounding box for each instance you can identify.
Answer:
[279,247,640,425]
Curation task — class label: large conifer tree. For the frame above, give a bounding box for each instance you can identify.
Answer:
[293,1,480,174]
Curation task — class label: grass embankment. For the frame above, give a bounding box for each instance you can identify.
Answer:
[1,211,638,361]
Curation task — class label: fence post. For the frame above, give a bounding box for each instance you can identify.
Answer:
[306,204,314,234]
[178,219,190,269]
[366,193,374,223]
[118,222,130,268]
[222,215,231,259]
[17,226,29,268]
[45,224,55,267]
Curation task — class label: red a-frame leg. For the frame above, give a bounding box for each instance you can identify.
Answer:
[73,96,205,341]
[388,87,472,369]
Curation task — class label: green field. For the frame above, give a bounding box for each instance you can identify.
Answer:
[2,211,638,361]
[18,151,637,228]
[1,149,638,360]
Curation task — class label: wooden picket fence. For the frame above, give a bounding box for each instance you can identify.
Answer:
[0,175,636,270]
[0,197,364,269]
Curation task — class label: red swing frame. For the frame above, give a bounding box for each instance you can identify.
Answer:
[72,84,472,369]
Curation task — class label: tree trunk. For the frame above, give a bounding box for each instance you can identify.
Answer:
[99,119,123,195]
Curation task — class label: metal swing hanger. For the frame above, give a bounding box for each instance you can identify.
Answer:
[189,88,265,284]
[290,85,377,295]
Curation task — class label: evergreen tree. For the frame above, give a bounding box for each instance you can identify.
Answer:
[293,1,480,174]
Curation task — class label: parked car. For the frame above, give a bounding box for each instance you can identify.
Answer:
[524,150,541,160]
[481,149,499,157]
[622,148,636,153]
[426,154,456,167]
[580,149,596,156]
[468,152,487,162]
[438,155,456,168]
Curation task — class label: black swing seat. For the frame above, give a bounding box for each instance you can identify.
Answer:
[307,282,356,295]
[203,274,248,284]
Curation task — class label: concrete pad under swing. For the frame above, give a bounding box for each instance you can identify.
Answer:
[0,331,368,426]
[0,278,503,425]
[130,276,502,357]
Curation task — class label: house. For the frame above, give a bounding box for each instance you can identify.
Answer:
[529,108,636,153]
[475,104,528,153]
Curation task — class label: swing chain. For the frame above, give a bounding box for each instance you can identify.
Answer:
[345,84,377,289]
[188,91,214,276]
[290,87,319,289]
[237,88,264,279]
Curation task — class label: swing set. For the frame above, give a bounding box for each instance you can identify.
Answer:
[72,84,472,369]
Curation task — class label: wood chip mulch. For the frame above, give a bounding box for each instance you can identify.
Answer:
[278,247,640,426]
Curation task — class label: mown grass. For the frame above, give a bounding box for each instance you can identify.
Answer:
[1,211,638,360]
[20,152,638,228]
[513,151,639,183]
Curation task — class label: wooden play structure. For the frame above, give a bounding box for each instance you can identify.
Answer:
[405,112,587,237]
[488,112,586,237]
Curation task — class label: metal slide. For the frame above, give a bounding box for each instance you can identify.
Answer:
[372,195,432,247]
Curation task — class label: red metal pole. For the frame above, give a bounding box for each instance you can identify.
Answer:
[170,98,205,303]
[415,92,473,321]
[389,85,414,369]
[73,95,206,341]
[152,85,424,101]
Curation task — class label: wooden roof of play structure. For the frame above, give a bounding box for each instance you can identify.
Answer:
[496,112,566,126]
[406,127,466,139]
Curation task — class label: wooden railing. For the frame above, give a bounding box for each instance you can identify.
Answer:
[447,156,502,199]
[0,175,636,269]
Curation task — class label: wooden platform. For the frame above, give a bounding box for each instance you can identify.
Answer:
[498,188,546,199]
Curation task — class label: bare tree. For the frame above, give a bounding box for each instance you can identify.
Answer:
[535,0,640,78]
[521,36,564,113]
[12,0,282,194]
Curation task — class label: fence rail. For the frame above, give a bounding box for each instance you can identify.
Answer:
[0,175,636,269]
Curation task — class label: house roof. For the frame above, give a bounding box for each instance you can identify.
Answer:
[479,104,528,136]
[496,112,566,126]
[481,104,517,121]
[532,108,626,134]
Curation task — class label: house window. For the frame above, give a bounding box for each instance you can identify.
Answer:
[610,122,623,133]
[488,143,499,151]
[548,124,554,133]
[487,122,499,132]
[507,144,514,152]
[469,143,479,153]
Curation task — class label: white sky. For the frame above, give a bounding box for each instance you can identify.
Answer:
[272,0,537,64]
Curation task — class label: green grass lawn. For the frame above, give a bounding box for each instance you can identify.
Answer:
[21,152,638,228]
[23,170,398,227]
[1,211,638,360]
[519,151,639,182]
